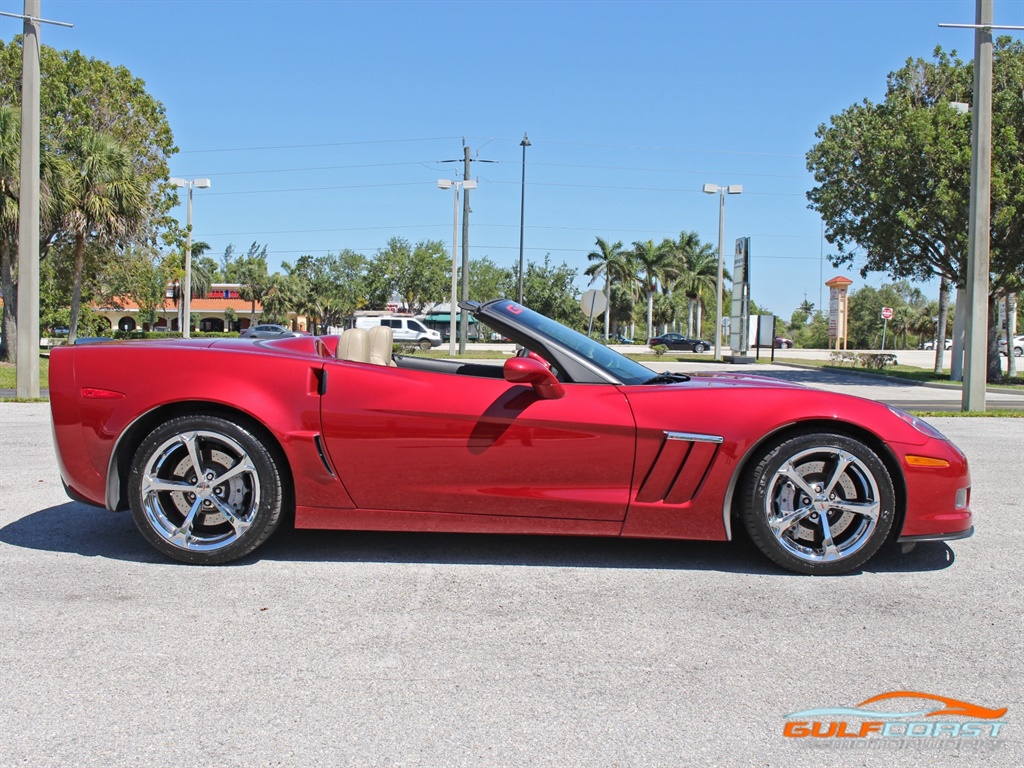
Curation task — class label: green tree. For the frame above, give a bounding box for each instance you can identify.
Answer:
[669,231,718,338]
[260,274,301,326]
[230,244,272,327]
[98,246,172,330]
[62,130,147,342]
[520,256,581,328]
[468,256,514,302]
[0,104,69,359]
[369,237,449,312]
[807,39,1023,378]
[0,41,176,358]
[631,239,678,341]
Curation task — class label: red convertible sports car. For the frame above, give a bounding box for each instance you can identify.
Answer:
[49,299,973,574]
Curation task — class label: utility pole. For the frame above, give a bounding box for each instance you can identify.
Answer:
[15,0,41,399]
[939,2,1023,411]
[439,143,495,354]
[962,0,992,412]
[4,1,72,398]
[461,145,471,354]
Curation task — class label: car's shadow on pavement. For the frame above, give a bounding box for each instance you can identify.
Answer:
[1,502,956,576]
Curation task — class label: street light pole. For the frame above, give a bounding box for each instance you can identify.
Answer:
[518,133,530,304]
[703,183,742,361]
[169,177,211,339]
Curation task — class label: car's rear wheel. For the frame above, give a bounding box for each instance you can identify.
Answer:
[128,415,285,564]
[741,432,896,575]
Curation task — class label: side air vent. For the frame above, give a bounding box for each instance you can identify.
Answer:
[635,431,722,504]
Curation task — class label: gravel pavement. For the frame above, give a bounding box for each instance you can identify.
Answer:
[1,402,1021,768]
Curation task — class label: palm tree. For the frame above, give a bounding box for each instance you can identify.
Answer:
[670,231,718,338]
[631,239,678,342]
[0,105,70,360]
[584,237,627,338]
[63,130,146,343]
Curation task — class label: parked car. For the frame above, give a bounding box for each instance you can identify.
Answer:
[611,334,634,344]
[48,298,973,575]
[239,324,306,339]
[648,333,709,353]
[774,336,793,349]
[998,335,1023,357]
[922,339,953,350]
[352,315,441,350]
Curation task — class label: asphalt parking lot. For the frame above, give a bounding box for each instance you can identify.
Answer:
[1,402,1022,768]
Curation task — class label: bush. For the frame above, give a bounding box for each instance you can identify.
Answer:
[652,344,668,357]
[828,351,897,369]
[858,353,898,370]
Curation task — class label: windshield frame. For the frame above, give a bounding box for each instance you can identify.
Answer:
[469,299,656,386]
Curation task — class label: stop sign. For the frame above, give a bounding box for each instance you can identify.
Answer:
[881,307,894,320]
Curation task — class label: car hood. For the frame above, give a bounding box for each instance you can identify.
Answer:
[668,372,808,391]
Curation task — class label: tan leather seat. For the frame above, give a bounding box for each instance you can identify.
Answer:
[368,325,397,367]
[336,327,370,363]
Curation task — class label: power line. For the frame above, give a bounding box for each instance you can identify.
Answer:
[177,136,464,154]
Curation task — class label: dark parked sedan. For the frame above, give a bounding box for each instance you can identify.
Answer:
[239,324,307,339]
[648,333,709,352]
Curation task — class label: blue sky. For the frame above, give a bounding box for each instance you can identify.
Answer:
[3,0,1023,320]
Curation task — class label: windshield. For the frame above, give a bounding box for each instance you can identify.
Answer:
[482,301,655,385]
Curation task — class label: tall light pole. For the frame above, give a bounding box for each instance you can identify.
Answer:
[518,133,530,304]
[703,183,743,361]
[169,177,210,339]
[438,179,476,356]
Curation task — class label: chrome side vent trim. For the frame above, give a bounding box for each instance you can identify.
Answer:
[313,434,336,477]
[665,431,723,444]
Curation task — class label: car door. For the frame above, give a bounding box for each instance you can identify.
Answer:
[319,361,636,521]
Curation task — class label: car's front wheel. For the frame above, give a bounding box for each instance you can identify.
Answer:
[693,342,707,353]
[741,432,896,575]
[128,415,286,564]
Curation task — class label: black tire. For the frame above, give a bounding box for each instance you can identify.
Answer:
[741,432,896,575]
[127,414,285,564]
[418,339,431,351]
[693,342,707,353]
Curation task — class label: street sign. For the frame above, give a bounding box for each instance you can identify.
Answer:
[580,289,608,335]
[881,307,894,320]
[580,289,607,318]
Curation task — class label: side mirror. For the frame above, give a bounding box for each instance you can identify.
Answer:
[503,357,565,400]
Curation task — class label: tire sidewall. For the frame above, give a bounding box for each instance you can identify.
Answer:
[127,414,285,564]
[742,432,896,575]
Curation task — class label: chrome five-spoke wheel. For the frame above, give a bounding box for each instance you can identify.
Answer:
[742,433,896,575]
[128,415,285,564]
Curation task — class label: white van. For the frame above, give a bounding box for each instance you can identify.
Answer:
[352,315,442,350]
